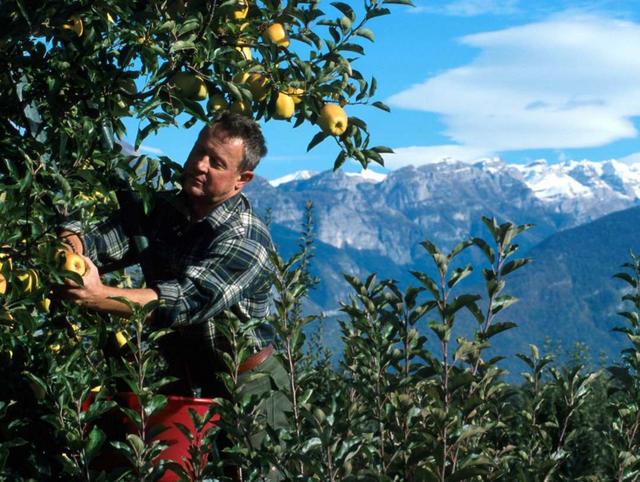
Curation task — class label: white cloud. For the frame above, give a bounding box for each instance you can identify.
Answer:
[387,14,640,153]
[414,0,520,16]
[383,145,494,169]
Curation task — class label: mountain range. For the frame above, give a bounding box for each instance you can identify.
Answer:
[244,158,640,369]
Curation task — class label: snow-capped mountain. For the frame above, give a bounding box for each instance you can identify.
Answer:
[246,158,640,365]
[512,159,640,202]
[270,168,386,187]
[344,169,387,183]
[249,158,640,267]
[270,159,640,207]
[269,170,319,187]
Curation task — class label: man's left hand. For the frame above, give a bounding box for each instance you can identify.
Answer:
[56,256,104,306]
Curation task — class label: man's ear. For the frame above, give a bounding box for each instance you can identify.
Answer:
[236,170,254,190]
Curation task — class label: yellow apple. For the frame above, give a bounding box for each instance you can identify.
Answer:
[233,0,249,20]
[230,99,250,116]
[62,251,87,276]
[17,270,39,294]
[274,92,295,119]
[0,247,13,272]
[62,16,84,37]
[318,104,348,136]
[236,45,252,61]
[247,73,270,101]
[208,94,228,112]
[264,23,289,48]
[171,72,208,101]
[115,330,129,348]
[232,70,250,84]
[284,87,304,104]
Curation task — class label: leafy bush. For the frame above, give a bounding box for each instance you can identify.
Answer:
[3,1,640,480]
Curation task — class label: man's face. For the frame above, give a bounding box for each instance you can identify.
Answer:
[183,125,253,209]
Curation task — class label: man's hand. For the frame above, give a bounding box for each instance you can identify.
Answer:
[58,255,103,306]
[59,230,84,255]
[54,256,159,318]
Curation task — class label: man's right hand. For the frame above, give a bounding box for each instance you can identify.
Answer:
[59,230,83,255]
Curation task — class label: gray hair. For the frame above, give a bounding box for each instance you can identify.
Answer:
[201,111,268,171]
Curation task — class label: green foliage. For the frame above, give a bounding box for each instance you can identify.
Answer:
[3,3,640,478]
[2,197,640,480]
[0,0,407,478]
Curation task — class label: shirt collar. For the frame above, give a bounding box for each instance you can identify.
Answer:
[202,192,246,230]
[168,190,246,228]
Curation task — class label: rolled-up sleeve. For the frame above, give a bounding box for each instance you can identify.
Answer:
[59,216,133,270]
[152,237,272,328]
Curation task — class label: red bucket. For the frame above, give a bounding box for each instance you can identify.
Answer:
[85,392,219,481]
[120,393,220,481]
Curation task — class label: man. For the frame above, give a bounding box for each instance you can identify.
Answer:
[58,112,290,476]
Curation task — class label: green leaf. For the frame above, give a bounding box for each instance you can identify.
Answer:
[614,272,637,287]
[500,258,531,276]
[339,15,352,32]
[480,321,517,339]
[86,426,106,460]
[369,76,378,97]
[411,271,440,299]
[301,437,322,453]
[307,131,329,151]
[348,116,368,130]
[481,217,500,241]
[447,266,472,289]
[372,101,390,113]
[449,371,474,392]
[454,339,477,362]
[429,321,450,343]
[355,28,375,42]
[366,7,392,19]
[334,150,348,170]
[127,434,145,455]
[144,394,168,418]
[454,425,487,445]
[446,294,481,317]
[170,40,196,52]
[339,43,365,55]
[332,2,356,20]
[491,295,518,315]
[177,18,200,36]
[472,237,495,264]
[449,239,473,258]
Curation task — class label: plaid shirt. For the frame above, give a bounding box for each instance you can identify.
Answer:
[62,191,275,350]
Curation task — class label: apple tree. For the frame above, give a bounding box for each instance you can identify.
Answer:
[0,0,409,477]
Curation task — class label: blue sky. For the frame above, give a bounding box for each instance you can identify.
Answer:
[124,0,640,180]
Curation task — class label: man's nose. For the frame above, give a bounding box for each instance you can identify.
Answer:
[193,156,208,172]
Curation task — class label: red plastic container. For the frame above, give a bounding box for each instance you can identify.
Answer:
[120,393,220,481]
[85,392,219,481]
